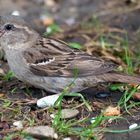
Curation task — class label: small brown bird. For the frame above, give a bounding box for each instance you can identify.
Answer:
[0,15,140,93]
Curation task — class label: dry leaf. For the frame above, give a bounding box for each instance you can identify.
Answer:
[103,106,120,116]
[0,93,5,98]
[42,17,54,26]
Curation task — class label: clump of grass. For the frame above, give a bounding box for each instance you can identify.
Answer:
[51,75,125,139]
[51,73,99,139]
[54,68,92,111]
[69,42,83,50]
[52,104,104,139]
[44,23,62,37]
[118,85,139,114]
[122,34,134,74]
[3,70,15,81]
[2,99,12,108]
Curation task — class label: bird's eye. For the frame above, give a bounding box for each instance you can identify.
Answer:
[4,24,15,31]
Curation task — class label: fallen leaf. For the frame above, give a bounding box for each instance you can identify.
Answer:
[42,17,54,26]
[0,93,5,98]
[103,106,120,116]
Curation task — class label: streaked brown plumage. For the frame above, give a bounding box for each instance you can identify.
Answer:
[0,15,140,93]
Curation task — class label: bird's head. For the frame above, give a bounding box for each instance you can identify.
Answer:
[0,15,38,51]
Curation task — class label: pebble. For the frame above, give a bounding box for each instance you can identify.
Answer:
[13,121,23,129]
[11,10,20,16]
[129,123,138,129]
[50,114,55,119]
[90,117,96,124]
[24,126,58,139]
[61,109,79,119]
[50,109,79,119]
[95,91,111,98]
[63,137,72,140]
[37,94,61,108]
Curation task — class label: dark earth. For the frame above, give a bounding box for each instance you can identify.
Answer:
[1,0,140,139]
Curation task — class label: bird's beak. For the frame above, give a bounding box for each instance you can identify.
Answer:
[0,28,5,37]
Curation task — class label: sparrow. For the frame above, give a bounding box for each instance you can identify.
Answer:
[0,15,140,93]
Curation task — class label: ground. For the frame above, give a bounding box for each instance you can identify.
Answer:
[0,0,140,140]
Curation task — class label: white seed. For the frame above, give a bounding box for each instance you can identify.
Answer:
[129,123,138,129]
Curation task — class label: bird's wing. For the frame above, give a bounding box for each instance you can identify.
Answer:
[23,37,117,77]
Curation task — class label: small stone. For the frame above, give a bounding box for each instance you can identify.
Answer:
[50,114,55,119]
[90,117,96,124]
[13,121,23,129]
[63,137,72,140]
[95,91,111,99]
[24,126,58,139]
[37,94,61,108]
[61,109,79,119]
[125,0,138,4]
[11,10,20,16]
[129,123,138,129]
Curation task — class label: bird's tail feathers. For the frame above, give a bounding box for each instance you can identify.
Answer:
[98,72,140,85]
